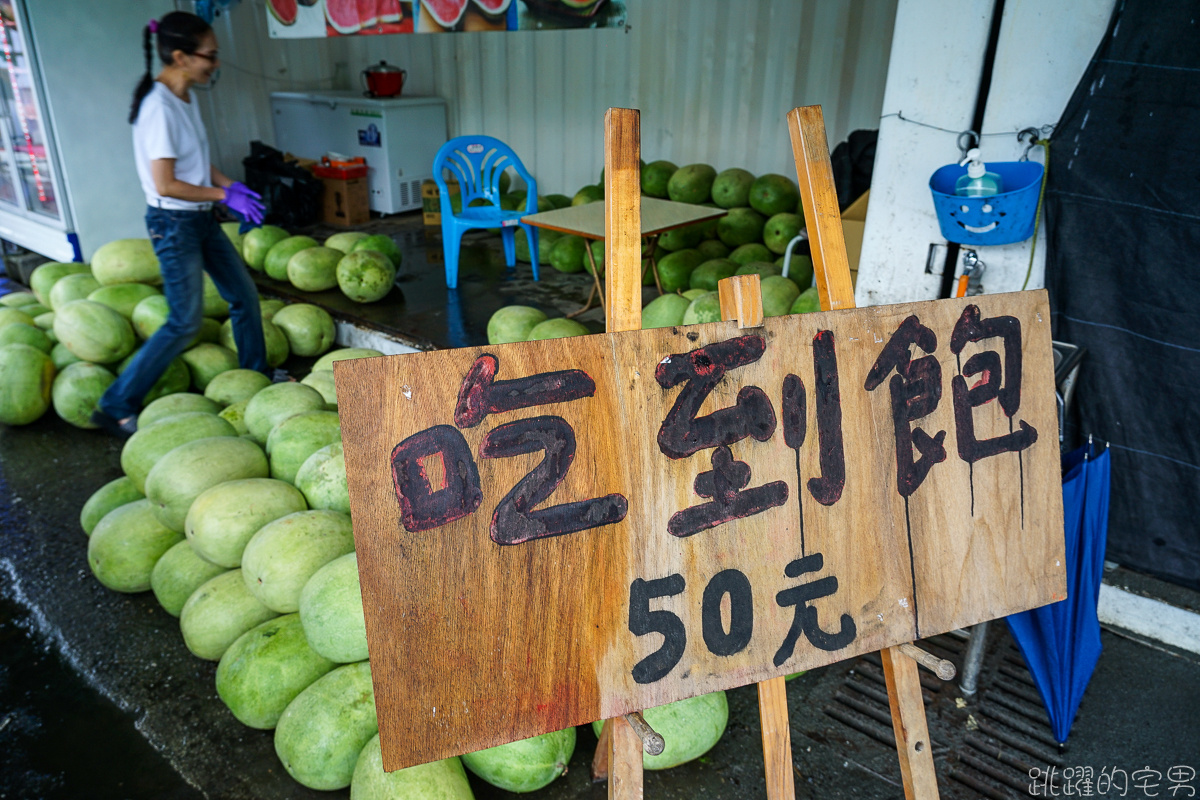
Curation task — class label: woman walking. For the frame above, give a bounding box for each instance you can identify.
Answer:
[94,11,268,436]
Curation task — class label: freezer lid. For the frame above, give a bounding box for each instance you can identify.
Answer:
[269,91,446,108]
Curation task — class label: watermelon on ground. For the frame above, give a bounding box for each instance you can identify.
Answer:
[87,499,183,593]
[80,476,144,537]
[48,272,101,311]
[203,368,271,407]
[287,246,343,292]
[336,251,395,303]
[122,411,238,493]
[300,370,337,409]
[144,435,270,532]
[274,661,378,791]
[265,236,318,282]
[244,382,328,444]
[352,737,473,800]
[0,322,52,353]
[243,226,290,272]
[462,728,576,793]
[592,691,729,769]
[312,348,383,371]
[179,569,278,661]
[186,478,308,568]
[0,343,55,425]
[271,304,335,357]
[487,305,547,344]
[241,509,355,613]
[265,410,342,485]
[150,539,226,617]
[29,262,91,306]
[91,239,161,286]
[216,613,335,729]
[137,392,221,428]
[295,442,350,514]
[298,551,366,663]
[88,283,161,320]
[51,361,116,428]
[54,300,137,364]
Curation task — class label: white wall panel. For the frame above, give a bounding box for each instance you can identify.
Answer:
[201,0,896,196]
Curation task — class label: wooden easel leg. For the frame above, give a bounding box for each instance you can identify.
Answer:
[881,646,940,800]
[787,103,943,800]
[758,676,797,799]
[608,716,644,799]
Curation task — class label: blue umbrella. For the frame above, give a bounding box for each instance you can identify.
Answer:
[1007,441,1110,743]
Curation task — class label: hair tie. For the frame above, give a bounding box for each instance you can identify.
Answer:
[148,19,159,33]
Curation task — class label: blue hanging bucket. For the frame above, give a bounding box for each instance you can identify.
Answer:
[929,160,1044,246]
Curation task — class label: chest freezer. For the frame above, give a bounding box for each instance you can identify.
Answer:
[270,91,447,215]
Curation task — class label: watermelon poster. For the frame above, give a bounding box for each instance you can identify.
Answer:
[267,0,628,38]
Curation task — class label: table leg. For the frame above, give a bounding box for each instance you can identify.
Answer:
[643,235,663,295]
[566,282,598,319]
[585,242,606,311]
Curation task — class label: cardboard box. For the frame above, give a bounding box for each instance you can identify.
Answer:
[841,190,869,288]
[421,178,459,230]
[322,175,370,227]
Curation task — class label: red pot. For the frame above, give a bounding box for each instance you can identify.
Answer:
[361,61,406,98]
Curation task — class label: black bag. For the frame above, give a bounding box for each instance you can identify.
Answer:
[242,141,322,229]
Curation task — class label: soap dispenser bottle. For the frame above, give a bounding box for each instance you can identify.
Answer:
[955,148,1003,197]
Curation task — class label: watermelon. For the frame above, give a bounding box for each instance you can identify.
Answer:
[264,236,318,282]
[203,368,271,407]
[352,738,473,800]
[144,435,270,532]
[0,322,52,353]
[202,274,230,318]
[286,246,342,292]
[242,226,290,272]
[80,476,144,537]
[0,343,55,425]
[29,262,91,306]
[180,569,278,661]
[298,551,366,663]
[122,411,238,493]
[265,410,342,485]
[216,613,335,729]
[592,691,729,769]
[350,234,402,269]
[87,499,184,593]
[186,478,308,568]
[336,251,395,303]
[54,300,137,364]
[324,231,369,253]
[241,509,355,613]
[244,382,328,444]
[218,317,289,369]
[0,307,36,330]
[137,392,220,428]
[295,442,350,515]
[312,347,382,371]
[274,661,378,791]
[487,305,547,344]
[267,0,298,25]
[300,370,337,408]
[180,343,240,391]
[50,342,82,371]
[271,303,336,357]
[51,361,116,428]
[423,0,469,28]
[218,398,250,435]
[130,295,170,340]
[88,283,161,320]
[462,728,576,792]
[48,272,101,311]
[0,291,38,307]
[91,239,161,286]
[526,318,589,340]
[150,539,226,617]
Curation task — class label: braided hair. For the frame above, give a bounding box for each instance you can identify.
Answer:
[128,11,212,123]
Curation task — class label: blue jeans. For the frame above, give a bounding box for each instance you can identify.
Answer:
[100,206,267,419]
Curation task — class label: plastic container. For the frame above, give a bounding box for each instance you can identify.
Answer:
[929,159,1044,246]
[955,149,1002,197]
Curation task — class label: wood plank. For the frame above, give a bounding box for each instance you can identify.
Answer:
[719,273,793,800]
[604,108,642,335]
[608,716,644,800]
[788,103,940,800]
[757,677,795,800]
[334,290,1064,771]
[882,646,941,800]
[603,106,644,800]
[787,106,856,311]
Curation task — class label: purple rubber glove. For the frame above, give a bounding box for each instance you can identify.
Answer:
[223,182,265,226]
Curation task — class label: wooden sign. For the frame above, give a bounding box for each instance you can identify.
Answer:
[334,289,1066,771]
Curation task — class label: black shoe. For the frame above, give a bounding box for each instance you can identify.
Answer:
[270,368,295,384]
[90,409,137,439]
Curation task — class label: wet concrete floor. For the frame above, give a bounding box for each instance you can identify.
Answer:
[3,213,1199,799]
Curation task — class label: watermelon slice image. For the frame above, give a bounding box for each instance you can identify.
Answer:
[379,0,402,22]
[424,0,469,28]
[326,0,362,33]
[267,0,298,25]
[471,0,511,14]
[358,0,379,27]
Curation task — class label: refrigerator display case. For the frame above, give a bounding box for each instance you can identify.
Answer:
[0,0,76,262]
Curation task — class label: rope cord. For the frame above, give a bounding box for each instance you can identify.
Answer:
[1021,139,1050,291]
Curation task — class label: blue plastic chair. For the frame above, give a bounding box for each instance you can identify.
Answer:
[433,136,540,289]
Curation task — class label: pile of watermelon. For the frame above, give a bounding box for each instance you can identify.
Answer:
[231,223,402,305]
[72,346,730,796]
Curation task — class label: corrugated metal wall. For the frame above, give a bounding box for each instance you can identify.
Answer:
[201,0,896,196]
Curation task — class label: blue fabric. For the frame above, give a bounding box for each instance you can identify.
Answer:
[1007,443,1110,743]
[99,206,266,419]
[433,135,540,288]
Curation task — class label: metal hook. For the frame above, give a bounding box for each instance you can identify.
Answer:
[957,130,980,161]
[1018,127,1042,161]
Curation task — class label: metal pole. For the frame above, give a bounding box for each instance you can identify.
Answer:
[959,620,990,697]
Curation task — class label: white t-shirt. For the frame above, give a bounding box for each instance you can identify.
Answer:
[132,82,212,210]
